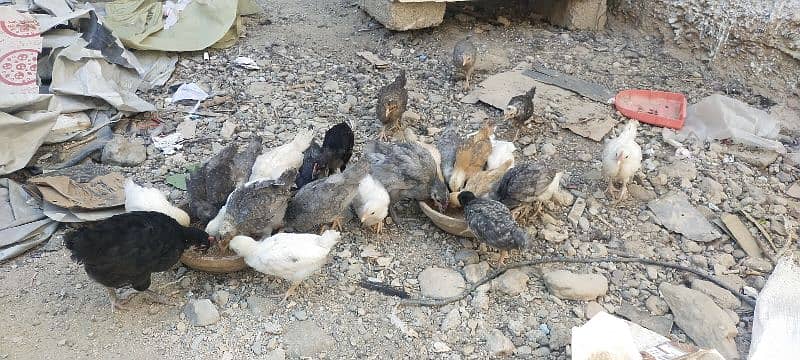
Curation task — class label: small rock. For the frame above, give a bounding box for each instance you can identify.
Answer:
[541,143,556,157]
[659,283,739,359]
[700,177,726,204]
[265,349,286,360]
[101,135,146,167]
[540,228,568,242]
[441,308,461,331]
[401,111,421,123]
[211,290,230,306]
[454,249,480,264]
[648,191,721,242]
[247,296,276,317]
[645,296,669,316]
[567,198,586,225]
[432,341,452,353]
[184,299,220,326]
[523,144,537,156]
[418,268,466,299]
[691,279,741,310]
[221,120,236,139]
[548,324,572,350]
[493,269,529,295]
[247,82,274,97]
[293,310,308,321]
[544,270,608,300]
[584,301,605,319]
[743,257,773,273]
[616,304,673,336]
[263,321,282,334]
[485,329,515,356]
[515,346,532,356]
[390,48,403,57]
[463,262,489,283]
[322,80,339,92]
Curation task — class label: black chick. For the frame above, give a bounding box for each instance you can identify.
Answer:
[318,122,354,176]
[65,211,212,312]
[459,191,529,265]
[376,70,408,141]
[295,140,322,190]
[504,87,536,139]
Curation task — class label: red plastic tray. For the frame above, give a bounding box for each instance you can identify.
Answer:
[614,90,687,129]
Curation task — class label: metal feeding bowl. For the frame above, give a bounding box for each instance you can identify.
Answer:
[418,201,475,238]
[180,246,247,273]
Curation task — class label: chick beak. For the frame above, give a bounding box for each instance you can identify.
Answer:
[616,152,625,166]
[462,57,468,67]
[360,215,368,223]
[384,108,392,118]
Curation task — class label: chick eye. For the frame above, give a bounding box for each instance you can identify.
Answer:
[625,155,630,159]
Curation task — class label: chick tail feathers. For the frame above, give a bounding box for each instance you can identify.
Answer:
[292,129,315,151]
[619,121,638,142]
[359,279,409,299]
[317,230,341,250]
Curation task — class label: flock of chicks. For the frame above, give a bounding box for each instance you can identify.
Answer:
[63,38,644,311]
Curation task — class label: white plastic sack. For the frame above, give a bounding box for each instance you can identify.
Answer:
[748,255,800,360]
[572,312,642,360]
[682,94,785,153]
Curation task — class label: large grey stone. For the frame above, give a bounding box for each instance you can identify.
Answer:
[418,267,466,299]
[648,191,721,242]
[543,270,608,300]
[101,135,146,167]
[659,283,739,360]
[184,299,220,326]
[360,0,445,31]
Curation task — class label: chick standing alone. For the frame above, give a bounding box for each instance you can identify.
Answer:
[376,71,408,141]
[602,121,642,201]
[230,230,340,301]
[460,191,529,265]
[453,38,477,90]
[504,87,536,140]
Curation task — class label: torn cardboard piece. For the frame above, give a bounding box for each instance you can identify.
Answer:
[30,169,125,210]
[0,178,58,262]
[0,7,43,95]
[0,94,60,175]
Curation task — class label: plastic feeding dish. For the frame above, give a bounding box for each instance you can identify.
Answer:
[614,90,687,129]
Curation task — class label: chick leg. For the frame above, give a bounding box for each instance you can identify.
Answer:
[142,290,173,305]
[106,287,129,312]
[618,179,629,201]
[463,68,473,90]
[330,216,344,232]
[511,205,533,223]
[497,250,509,266]
[378,128,391,142]
[282,282,301,303]
[373,220,384,234]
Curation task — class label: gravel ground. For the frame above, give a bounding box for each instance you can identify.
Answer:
[2,1,799,359]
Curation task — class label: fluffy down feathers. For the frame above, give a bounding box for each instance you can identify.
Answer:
[436,125,460,183]
[353,174,390,228]
[451,159,512,207]
[495,163,564,207]
[318,122,355,175]
[250,130,313,182]
[284,161,368,232]
[367,141,449,211]
[487,138,516,170]
[65,211,210,291]
[602,121,642,187]
[124,179,190,226]
[449,121,495,192]
[295,140,322,190]
[377,71,408,131]
[229,230,340,283]
[504,87,536,126]
[459,192,528,250]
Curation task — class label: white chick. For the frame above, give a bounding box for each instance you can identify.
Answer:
[229,230,341,301]
[249,130,313,182]
[205,204,227,237]
[602,121,642,201]
[124,179,190,226]
[487,137,516,170]
[353,175,390,233]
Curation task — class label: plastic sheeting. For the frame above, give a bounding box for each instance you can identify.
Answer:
[0,179,58,262]
[749,255,800,360]
[0,95,60,175]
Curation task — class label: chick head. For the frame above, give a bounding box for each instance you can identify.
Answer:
[184,227,213,252]
[503,105,518,120]
[430,180,450,212]
[228,235,257,258]
[359,199,389,227]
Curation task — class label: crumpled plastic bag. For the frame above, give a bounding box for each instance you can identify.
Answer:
[0,95,60,175]
[572,312,642,360]
[681,94,786,153]
[0,179,58,262]
[749,255,800,360]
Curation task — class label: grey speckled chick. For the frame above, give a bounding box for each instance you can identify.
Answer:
[436,124,460,185]
[459,191,528,264]
[453,38,477,90]
[284,160,369,232]
[366,141,449,217]
[219,168,296,239]
[494,162,564,220]
[188,136,262,224]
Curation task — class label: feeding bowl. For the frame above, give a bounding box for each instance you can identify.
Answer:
[181,246,247,273]
[614,89,687,129]
[418,201,475,238]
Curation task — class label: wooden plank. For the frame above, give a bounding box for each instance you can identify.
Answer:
[720,213,763,258]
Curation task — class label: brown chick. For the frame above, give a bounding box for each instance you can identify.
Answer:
[376,71,408,141]
[449,159,512,207]
[449,120,495,193]
[453,38,477,90]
